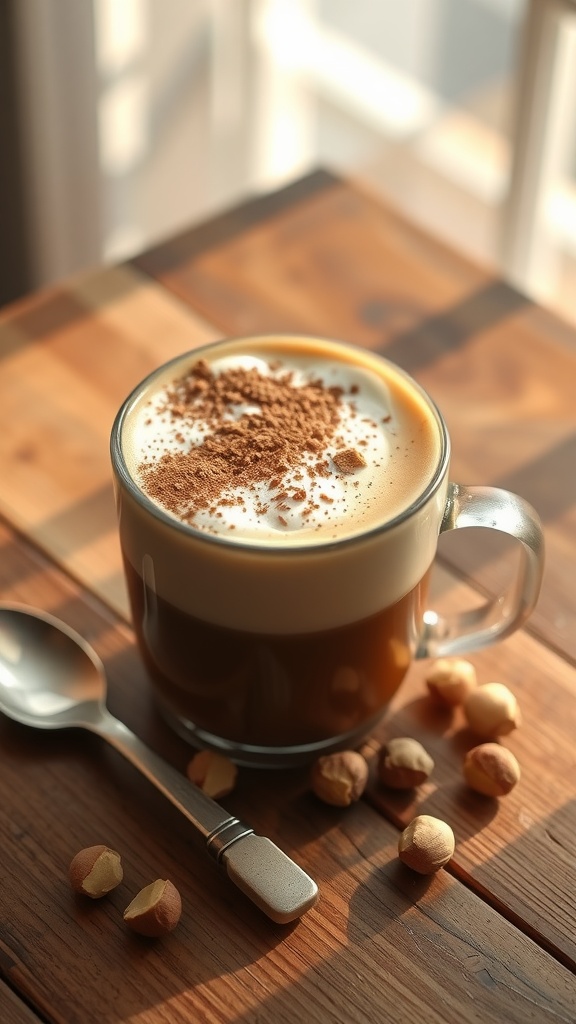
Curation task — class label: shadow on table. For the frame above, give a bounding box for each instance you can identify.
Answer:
[2,670,575,1022]
[379,279,530,375]
[226,799,576,1024]
[0,711,302,1023]
[2,584,574,1019]
[0,267,143,353]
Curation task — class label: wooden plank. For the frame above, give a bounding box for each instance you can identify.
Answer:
[0,981,41,1024]
[0,252,575,967]
[134,171,492,340]
[133,172,576,665]
[0,522,574,1024]
[0,263,219,616]
[362,563,576,970]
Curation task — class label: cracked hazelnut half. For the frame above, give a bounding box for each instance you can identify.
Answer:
[69,845,123,898]
[123,879,182,937]
[186,750,238,799]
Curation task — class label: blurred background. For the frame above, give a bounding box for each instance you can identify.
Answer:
[2,0,575,322]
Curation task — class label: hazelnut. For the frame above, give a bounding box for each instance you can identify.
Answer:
[464,682,521,738]
[377,737,434,789]
[463,743,520,797]
[186,750,238,799]
[69,845,123,898]
[425,658,477,706]
[398,815,455,874]
[123,879,182,937]
[310,750,368,806]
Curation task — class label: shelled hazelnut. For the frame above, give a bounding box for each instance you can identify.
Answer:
[463,743,521,797]
[425,658,477,706]
[464,683,521,738]
[377,737,434,789]
[310,750,369,806]
[398,815,455,874]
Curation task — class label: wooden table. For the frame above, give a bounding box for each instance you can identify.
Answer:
[0,169,575,1024]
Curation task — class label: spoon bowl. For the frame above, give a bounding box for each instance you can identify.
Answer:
[0,605,106,728]
[0,603,318,924]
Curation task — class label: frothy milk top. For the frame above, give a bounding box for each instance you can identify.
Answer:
[122,338,441,546]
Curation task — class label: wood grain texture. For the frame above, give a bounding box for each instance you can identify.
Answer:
[0,522,575,1024]
[0,235,575,970]
[2,175,576,1020]
[360,563,576,970]
[133,171,576,664]
[0,981,41,1024]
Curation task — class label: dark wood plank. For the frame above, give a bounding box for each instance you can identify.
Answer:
[0,521,575,1024]
[0,981,41,1024]
[133,172,576,665]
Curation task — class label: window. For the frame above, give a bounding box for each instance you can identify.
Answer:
[10,0,576,323]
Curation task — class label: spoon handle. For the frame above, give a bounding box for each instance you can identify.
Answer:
[93,710,318,924]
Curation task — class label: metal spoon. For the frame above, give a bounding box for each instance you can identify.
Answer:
[0,603,318,924]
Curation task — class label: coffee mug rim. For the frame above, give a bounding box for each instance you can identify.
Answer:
[110,333,451,555]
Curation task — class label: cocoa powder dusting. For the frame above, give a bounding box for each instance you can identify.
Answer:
[332,448,367,473]
[140,359,357,526]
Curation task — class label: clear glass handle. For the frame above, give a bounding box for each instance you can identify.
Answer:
[417,483,544,658]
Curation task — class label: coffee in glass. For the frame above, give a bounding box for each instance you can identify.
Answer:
[111,335,543,766]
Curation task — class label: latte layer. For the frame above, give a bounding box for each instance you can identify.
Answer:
[114,337,448,632]
[122,337,440,546]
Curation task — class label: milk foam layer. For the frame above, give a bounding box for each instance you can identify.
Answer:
[114,337,449,632]
[122,338,441,546]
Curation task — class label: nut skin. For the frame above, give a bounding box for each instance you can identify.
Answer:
[310,751,368,806]
[377,737,434,789]
[69,845,123,898]
[426,658,477,706]
[123,879,182,937]
[398,815,455,874]
[464,683,521,738]
[463,743,520,797]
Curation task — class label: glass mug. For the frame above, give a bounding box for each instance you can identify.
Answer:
[110,335,544,766]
